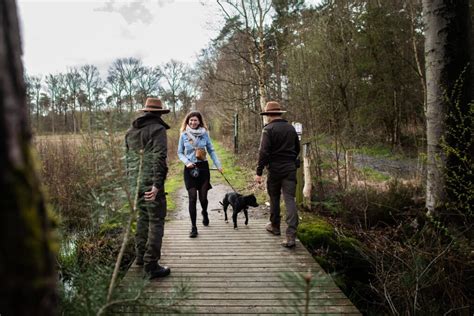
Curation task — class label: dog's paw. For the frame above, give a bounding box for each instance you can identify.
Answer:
[225,220,228,223]
[234,227,238,230]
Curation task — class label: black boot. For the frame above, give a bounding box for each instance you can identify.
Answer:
[189,226,198,238]
[202,210,209,226]
[144,262,171,280]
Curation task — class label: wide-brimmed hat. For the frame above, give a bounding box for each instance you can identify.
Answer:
[260,101,286,115]
[138,97,170,113]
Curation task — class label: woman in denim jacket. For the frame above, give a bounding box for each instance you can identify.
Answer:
[178,111,223,238]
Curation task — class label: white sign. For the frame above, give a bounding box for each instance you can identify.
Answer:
[292,122,303,139]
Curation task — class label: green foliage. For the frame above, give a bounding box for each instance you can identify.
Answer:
[279,271,332,315]
[440,81,473,229]
[340,180,423,228]
[357,222,473,315]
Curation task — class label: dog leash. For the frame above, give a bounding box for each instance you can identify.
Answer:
[210,168,237,193]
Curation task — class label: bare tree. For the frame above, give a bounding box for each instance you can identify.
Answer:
[65,67,81,133]
[217,0,274,120]
[135,65,161,106]
[80,64,102,130]
[45,74,59,133]
[25,74,42,131]
[108,57,141,113]
[0,0,57,314]
[107,69,125,113]
[160,59,186,118]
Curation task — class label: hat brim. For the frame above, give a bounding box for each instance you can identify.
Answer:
[138,108,171,113]
[260,110,286,115]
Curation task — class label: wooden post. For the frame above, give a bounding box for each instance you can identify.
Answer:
[345,149,353,186]
[303,143,312,208]
[293,123,303,206]
[234,113,239,154]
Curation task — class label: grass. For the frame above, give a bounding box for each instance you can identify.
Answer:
[353,145,393,158]
[359,166,391,182]
[212,142,260,188]
[165,161,183,213]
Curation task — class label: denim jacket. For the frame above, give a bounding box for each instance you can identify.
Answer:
[177,131,222,169]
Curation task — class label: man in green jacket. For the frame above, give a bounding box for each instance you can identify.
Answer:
[125,97,171,279]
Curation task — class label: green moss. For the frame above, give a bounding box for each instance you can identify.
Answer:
[15,144,58,274]
[297,218,335,248]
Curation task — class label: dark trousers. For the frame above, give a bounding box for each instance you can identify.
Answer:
[267,171,298,237]
[135,187,167,265]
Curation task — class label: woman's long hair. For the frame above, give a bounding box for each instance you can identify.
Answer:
[180,111,208,131]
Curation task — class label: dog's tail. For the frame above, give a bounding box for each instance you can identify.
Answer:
[219,201,224,206]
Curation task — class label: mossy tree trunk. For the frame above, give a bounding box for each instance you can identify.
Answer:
[0,0,57,314]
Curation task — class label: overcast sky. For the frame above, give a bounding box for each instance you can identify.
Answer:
[17,0,223,76]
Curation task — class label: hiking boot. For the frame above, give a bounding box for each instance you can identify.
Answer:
[144,262,171,280]
[265,222,281,235]
[189,226,198,238]
[202,211,209,226]
[281,235,296,248]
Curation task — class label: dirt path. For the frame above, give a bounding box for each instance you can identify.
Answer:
[169,183,270,227]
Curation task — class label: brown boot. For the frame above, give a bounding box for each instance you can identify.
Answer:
[265,222,281,235]
[281,235,296,248]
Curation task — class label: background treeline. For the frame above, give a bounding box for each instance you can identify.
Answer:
[28,0,428,153]
[25,58,197,133]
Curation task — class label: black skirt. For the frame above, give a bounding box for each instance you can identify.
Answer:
[183,161,213,190]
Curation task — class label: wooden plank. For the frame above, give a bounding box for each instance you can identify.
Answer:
[113,304,360,314]
[140,292,348,299]
[119,215,360,314]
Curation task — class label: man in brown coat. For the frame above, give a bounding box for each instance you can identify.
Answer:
[125,97,171,279]
[255,101,300,248]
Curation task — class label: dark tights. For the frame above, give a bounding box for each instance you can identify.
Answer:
[187,181,209,227]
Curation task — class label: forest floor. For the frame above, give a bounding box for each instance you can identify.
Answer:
[352,153,420,179]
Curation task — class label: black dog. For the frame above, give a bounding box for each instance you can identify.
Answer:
[220,192,259,229]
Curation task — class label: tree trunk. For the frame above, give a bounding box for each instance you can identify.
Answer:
[423,0,472,214]
[0,0,57,314]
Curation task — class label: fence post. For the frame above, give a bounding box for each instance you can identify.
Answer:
[303,143,312,208]
[345,149,353,186]
[293,122,303,206]
[234,113,239,154]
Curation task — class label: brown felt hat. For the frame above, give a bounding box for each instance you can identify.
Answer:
[138,97,170,113]
[260,101,286,115]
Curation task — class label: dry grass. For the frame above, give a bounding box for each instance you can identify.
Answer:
[35,129,181,231]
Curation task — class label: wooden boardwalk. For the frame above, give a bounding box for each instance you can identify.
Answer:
[117,210,360,315]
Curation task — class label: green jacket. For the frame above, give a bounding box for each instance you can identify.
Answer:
[125,112,170,190]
